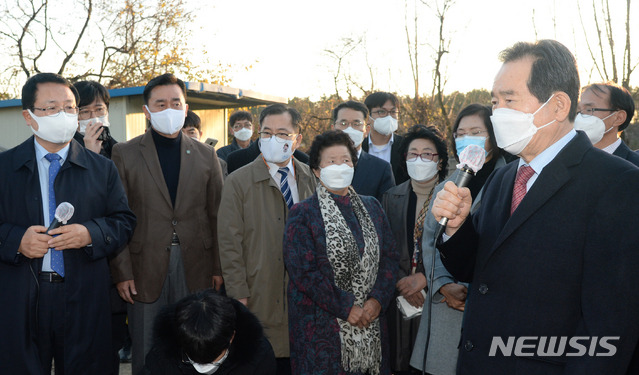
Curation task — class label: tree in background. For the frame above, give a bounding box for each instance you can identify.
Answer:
[0,0,241,95]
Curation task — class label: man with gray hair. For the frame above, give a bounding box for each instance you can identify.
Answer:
[431,40,639,374]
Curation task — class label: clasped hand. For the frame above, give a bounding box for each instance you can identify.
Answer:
[347,298,381,329]
[18,224,91,258]
[396,273,427,308]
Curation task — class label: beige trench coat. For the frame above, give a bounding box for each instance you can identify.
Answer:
[218,156,317,357]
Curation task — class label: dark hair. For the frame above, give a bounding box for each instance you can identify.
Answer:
[184,110,201,132]
[364,92,399,113]
[228,110,253,127]
[259,104,302,132]
[175,290,236,364]
[332,100,369,122]
[22,73,79,110]
[399,125,449,181]
[309,130,358,171]
[583,82,635,131]
[451,104,502,161]
[73,80,110,109]
[499,39,580,122]
[143,73,187,105]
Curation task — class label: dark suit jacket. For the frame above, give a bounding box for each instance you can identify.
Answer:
[439,132,639,374]
[0,137,135,374]
[362,133,409,184]
[612,140,639,167]
[226,140,309,174]
[110,131,224,303]
[352,150,395,202]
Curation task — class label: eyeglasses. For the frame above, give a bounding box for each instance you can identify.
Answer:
[577,108,617,117]
[406,152,438,162]
[232,122,252,131]
[78,106,107,120]
[371,109,399,117]
[32,106,79,116]
[335,120,366,130]
[453,129,487,138]
[258,131,297,143]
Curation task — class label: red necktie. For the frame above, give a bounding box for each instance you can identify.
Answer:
[510,165,535,215]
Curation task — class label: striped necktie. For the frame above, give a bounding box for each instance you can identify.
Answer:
[510,165,535,215]
[45,153,65,277]
[278,167,294,209]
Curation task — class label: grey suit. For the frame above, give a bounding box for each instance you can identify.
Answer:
[410,156,507,374]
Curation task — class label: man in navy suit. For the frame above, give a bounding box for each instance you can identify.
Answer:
[432,40,639,374]
[0,73,136,374]
[575,82,639,166]
[331,100,395,202]
[362,92,409,184]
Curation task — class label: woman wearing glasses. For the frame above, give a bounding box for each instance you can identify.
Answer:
[409,104,507,375]
[72,80,118,158]
[381,125,448,375]
[284,130,398,375]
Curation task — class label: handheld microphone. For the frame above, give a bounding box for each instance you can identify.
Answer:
[434,144,486,239]
[47,202,75,234]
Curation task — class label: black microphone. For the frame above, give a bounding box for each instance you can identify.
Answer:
[47,202,75,234]
[434,144,486,240]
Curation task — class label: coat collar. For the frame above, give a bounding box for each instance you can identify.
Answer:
[12,136,89,172]
[487,132,591,259]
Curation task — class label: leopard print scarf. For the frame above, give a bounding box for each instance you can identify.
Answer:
[318,184,382,374]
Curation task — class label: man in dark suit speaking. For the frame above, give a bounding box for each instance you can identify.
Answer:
[431,40,639,374]
[0,73,136,374]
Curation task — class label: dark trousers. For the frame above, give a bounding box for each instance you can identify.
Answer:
[38,281,66,374]
[276,358,291,375]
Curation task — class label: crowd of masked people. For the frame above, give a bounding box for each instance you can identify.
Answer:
[1,38,639,375]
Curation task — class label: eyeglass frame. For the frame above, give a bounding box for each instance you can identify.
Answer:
[370,109,400,118]
[405,151,439,162]
[78,106,108,120]
[453,129,488,139]
[31,106,79,117]
[258,131,297,143]
[334,120,366,130]
[577,108,617,117]
[231,122,253,131]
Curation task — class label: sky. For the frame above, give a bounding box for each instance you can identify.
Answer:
[190,0,638,100]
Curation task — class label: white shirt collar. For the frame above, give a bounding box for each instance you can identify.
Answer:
[518,129,577,176]
[601,138,622,154]
[34,138,70,165]
[266,157,296,180]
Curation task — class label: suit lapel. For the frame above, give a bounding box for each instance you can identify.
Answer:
[613,141,630,159]
[140,132,172,207]
[486,135,588,261]
[14,138,44,227]
[174,137,195,212]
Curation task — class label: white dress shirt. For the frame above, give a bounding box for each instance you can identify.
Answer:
[34,138,70,272]
[367,134,394,164]
[266,157,300,205]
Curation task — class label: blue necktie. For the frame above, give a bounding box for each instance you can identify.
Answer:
[278,167,293,209]
[45,153,64,277]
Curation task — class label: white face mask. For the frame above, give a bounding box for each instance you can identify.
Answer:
[406,159,439,182]
[260,136,294,164]
[189,349,229,374]
[234,127,252,142]
[490,95,556,155]
[372,115,398,135]
[341,126,365,148]
[573,112,616,144]
[28,109,78,144]
[319,163,354,190]
[145,105,185,135]
[78,115,110,135]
